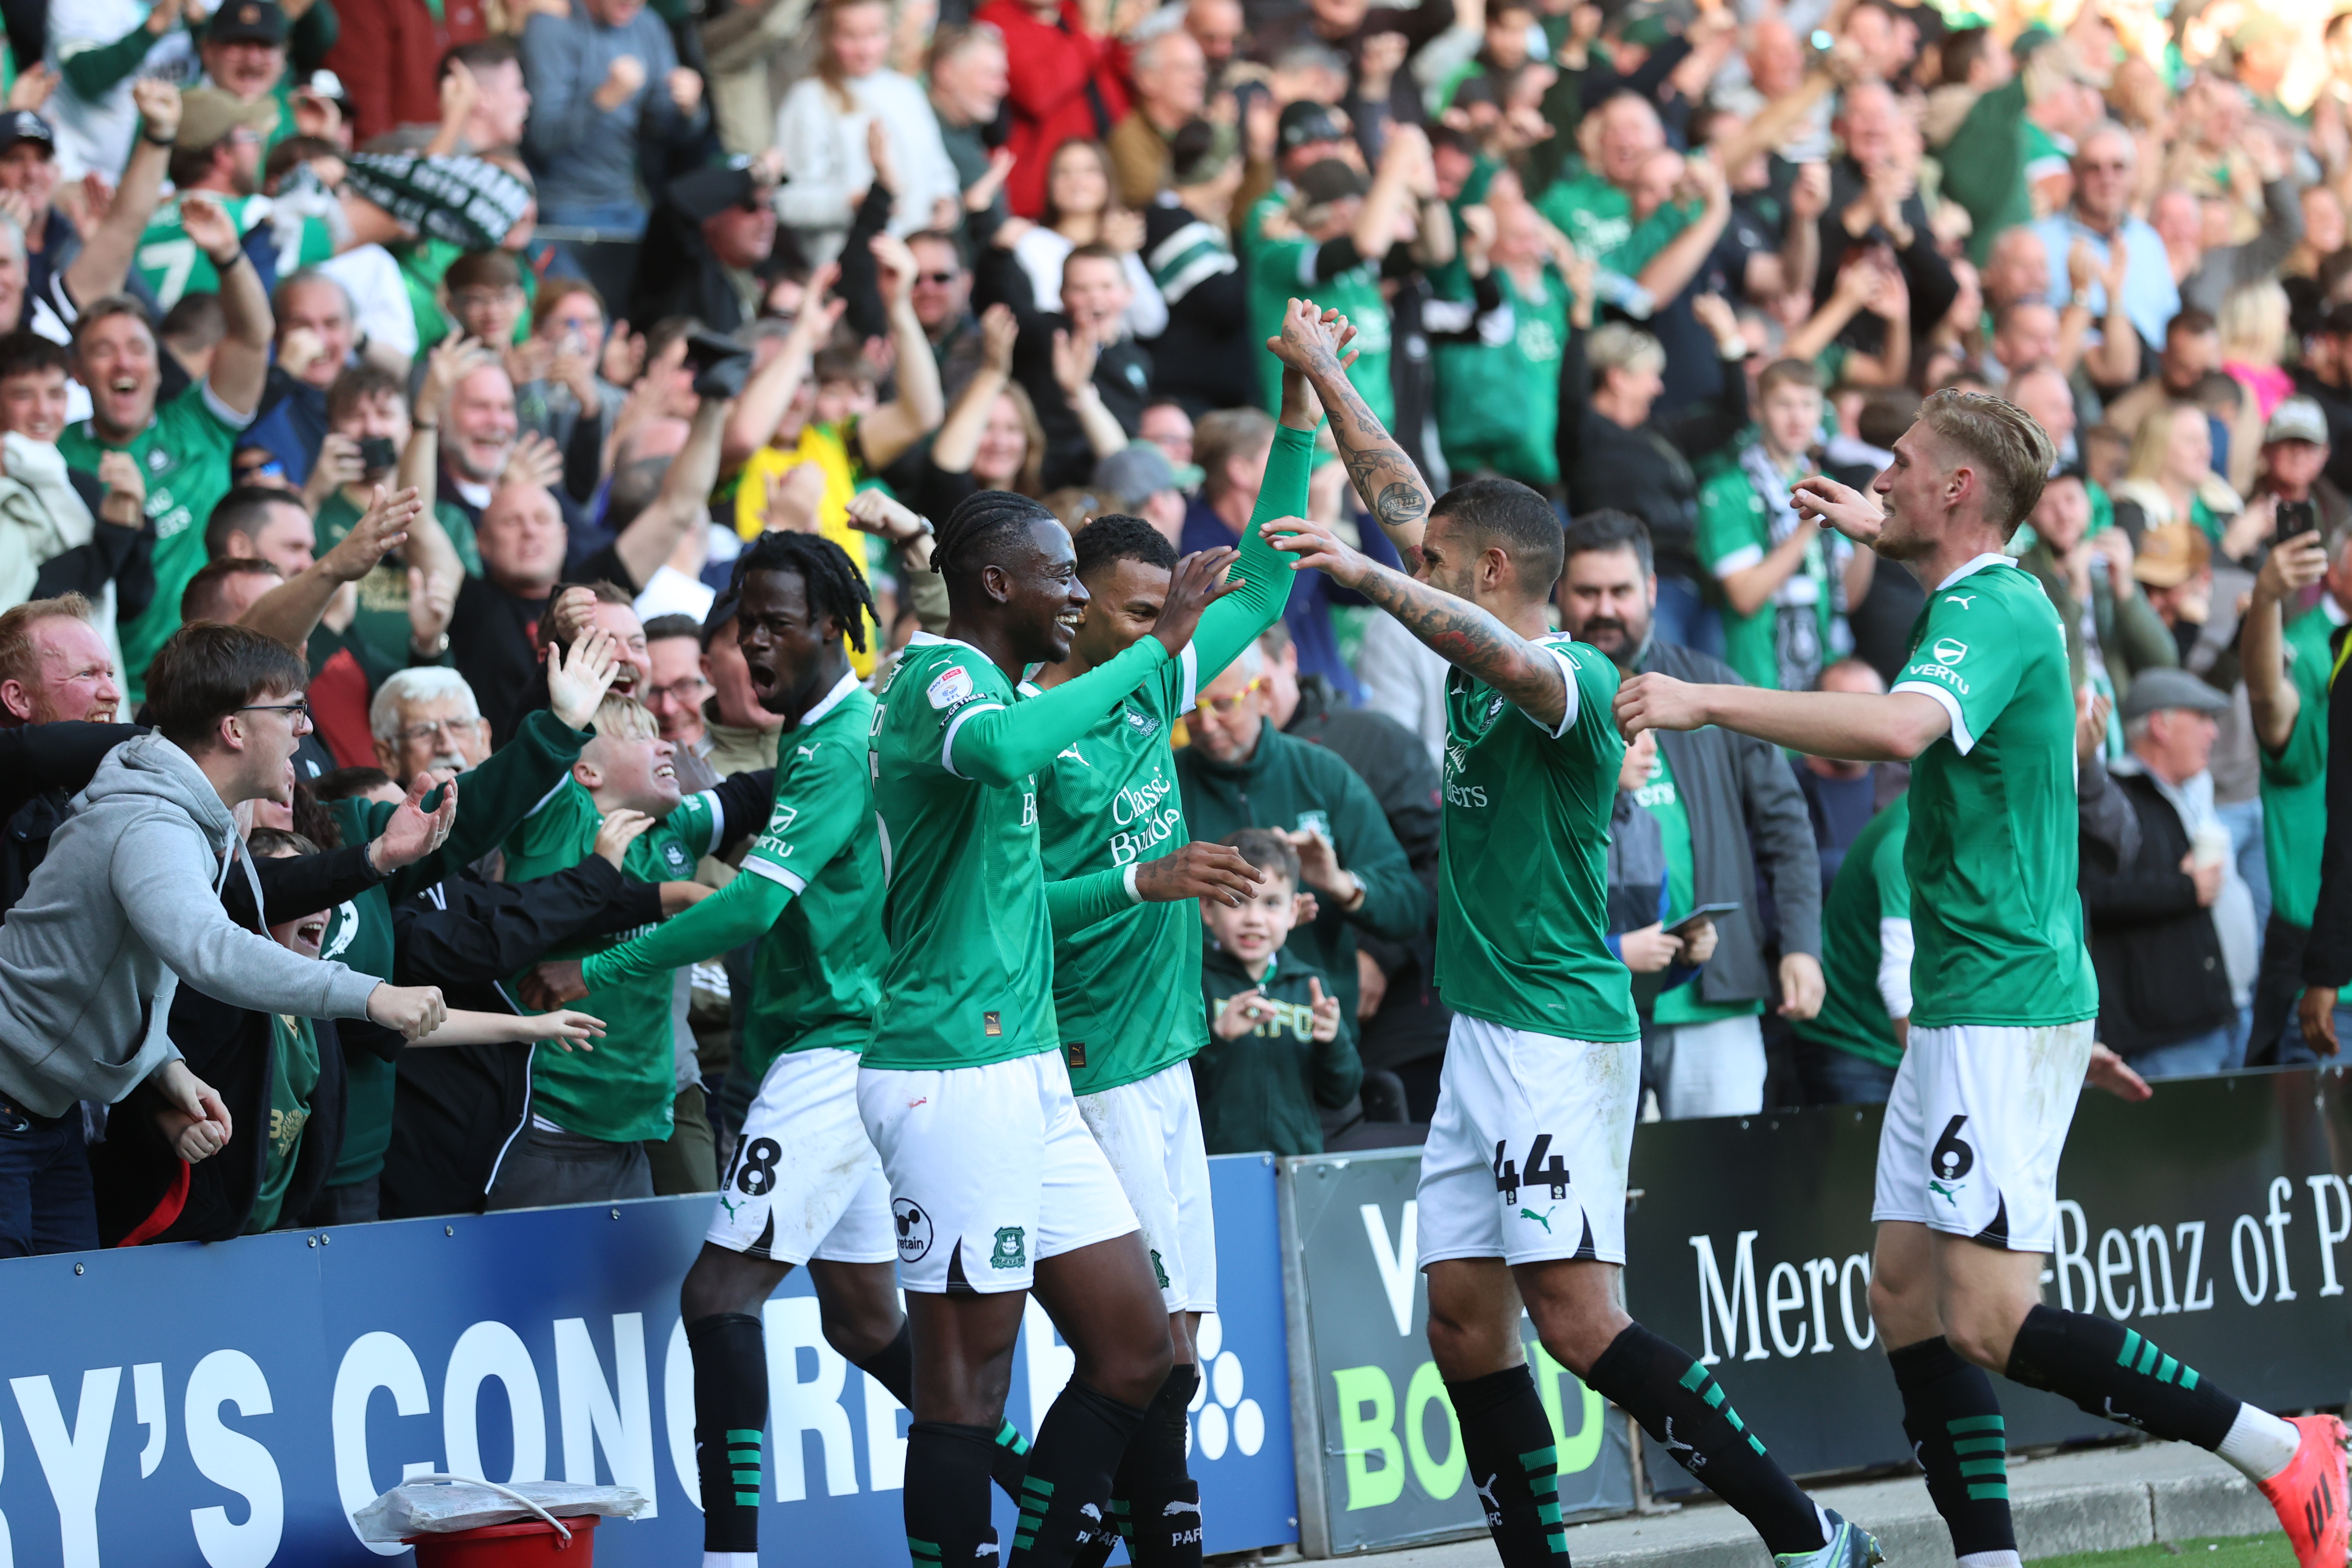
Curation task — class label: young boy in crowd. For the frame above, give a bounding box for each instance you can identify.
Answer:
[1192,827,1355,1157]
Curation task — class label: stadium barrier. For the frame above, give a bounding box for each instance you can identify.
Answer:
[1,1071,2345,1563]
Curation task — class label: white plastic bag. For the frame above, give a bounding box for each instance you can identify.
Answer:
[352,1476,651,1542]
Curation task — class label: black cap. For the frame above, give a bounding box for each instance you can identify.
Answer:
[0,111,53,155]
[701,588,739,649]
[208,0,288,43]
[2324,301,2352,338]
[1295,158,1368,207]
[1277,100,1347,155]
[668,161,767,225]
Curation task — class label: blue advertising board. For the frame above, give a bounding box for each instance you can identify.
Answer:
[0,1155,1297,1565]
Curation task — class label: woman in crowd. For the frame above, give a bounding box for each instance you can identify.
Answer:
[2115,400,2259,561]
[2220,279,2294,423]
[1007,138,1168,340]
[773,0,962,263]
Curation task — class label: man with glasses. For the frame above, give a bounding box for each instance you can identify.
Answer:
[907,229,986,393]
[640,613,711,749]
[2028,122,2179,361]
[371,667,493,785]
[1175,637,1424,1054]
[0,620,451,1256]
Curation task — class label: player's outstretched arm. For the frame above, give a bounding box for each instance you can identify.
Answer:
[1044,845,1261,935]
[1263,514,1569,729]
[1788,475,1886,548]
[949,550,1245,787]
[1266,299,1432,559]
[1614,675,1951,762]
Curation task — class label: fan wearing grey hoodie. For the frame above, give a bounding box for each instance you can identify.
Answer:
[0,618,450,1257]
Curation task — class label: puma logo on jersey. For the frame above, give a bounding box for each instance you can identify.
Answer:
[795,744,819,760]
[1943,594,1977,607]
[1058,744,1090,766]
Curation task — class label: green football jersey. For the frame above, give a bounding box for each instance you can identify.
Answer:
[1434,262,1565,488]
[314,491,482,671]
[1240,192,1391,427]
[1890,556,2098,1029]
[503,780,724,1142]
[867,635,1061,1070]
[2260,602,2340,928]
[1794,796,1911,1069]
[1433,636,1641,1042]
[734,679,887,1084]
[134,194,333,311]
[59,383,244,701]
[1032,647,1204,1093]
[1697,460,1841,693]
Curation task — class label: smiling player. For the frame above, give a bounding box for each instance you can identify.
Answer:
[1617,389,2349,1568]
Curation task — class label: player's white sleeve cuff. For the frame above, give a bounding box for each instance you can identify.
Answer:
[1519,643,1582,739]
[1877,917,1915,1020]
[939,701,1004,779]
[1179,643,1199,714]
[741,858,808,895]
[1890,680,1973,754]
[1123,863,1142,903]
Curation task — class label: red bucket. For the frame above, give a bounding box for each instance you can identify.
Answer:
[404,1514,598,1566]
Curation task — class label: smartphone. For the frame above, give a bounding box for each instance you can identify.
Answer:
[1666,901,1741,940]
[2279,499,2318,538]
[358,435,399,471]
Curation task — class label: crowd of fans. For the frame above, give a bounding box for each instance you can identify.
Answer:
[0,0,2344,1256]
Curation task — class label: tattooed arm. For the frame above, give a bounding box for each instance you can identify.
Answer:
[1261,514,1568,729]
[1264,297,1433,562]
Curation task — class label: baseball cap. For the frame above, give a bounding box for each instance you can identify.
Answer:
[1294,158,1368,208]
[1093,442,1179,507]
[2132,522,2211,588]
[178,87,280,150]
[2322,301,2352,339]
[668,162,762,224]
[2119,666,2231,723]
[2265,395,2329,447]
[0,111,53,156]
[1277,100,1347,156]
[208,0,288,43]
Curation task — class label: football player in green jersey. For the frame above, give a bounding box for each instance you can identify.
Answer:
[1264,327,1883,1568]
[528,533,1025,1566]
[1618,389,2349,1568]
[1027,300,1335,1568]
[865,489,1243,1568]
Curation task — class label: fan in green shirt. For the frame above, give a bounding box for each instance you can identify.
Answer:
[1432,217,1568,490]
[1792,796,1912,1075]
[1696,361,1864,693]
[1239,136,1421,426]
[61,192,273,702]
[2245,535,2346,934]
[499,695,774,1154]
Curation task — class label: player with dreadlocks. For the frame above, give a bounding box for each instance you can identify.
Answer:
[1026,298,1340,1568]
[864,487,1245,1568]
[526,530,1032,1568]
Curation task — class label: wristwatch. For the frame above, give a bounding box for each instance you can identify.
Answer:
[412,631,451,660]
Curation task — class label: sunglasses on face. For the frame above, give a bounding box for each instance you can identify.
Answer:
[1192,676,1266,717]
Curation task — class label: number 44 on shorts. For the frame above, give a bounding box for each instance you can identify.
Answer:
[1493,1135,1571,1207]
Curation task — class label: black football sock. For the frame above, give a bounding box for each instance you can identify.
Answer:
[992,1417,1033,1501]
[1008,1379,1149,1568]
[906,1421,1002,1568]
[853,1319,917,1407]
[1889,1336,2018,1566]
[1586,1322,1826,1557]
[1113,1363,1204,1567]
[2003,1304,2300,1479]
[1445,1363,1569,1564]
[686,1313,766,1555]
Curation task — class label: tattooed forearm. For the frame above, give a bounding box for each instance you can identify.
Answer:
[1311,358,1434,548]
[1356,561,1568,728]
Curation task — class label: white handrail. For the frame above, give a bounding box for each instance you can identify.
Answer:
[397,1475,575,1544]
